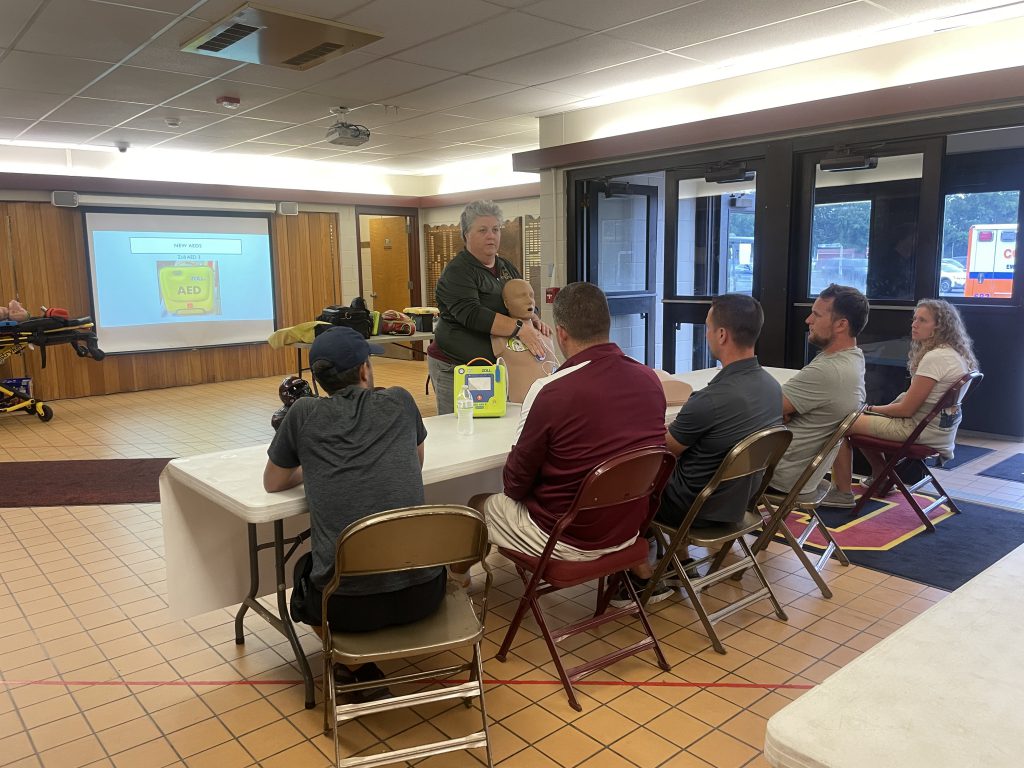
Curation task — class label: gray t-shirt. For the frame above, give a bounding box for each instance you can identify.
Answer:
[267,385,440,596]
[772,347,866,494]
[661,358,783,525]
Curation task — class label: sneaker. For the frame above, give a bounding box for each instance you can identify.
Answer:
[822,488,856,508]
[859,477,897,497]
[448,566,471,589]
[334,662,390,703]
[608,573,674,609]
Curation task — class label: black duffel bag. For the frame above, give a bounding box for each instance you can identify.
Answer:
[316,299,372,338]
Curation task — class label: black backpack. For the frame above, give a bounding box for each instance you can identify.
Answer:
[316,298,372,339]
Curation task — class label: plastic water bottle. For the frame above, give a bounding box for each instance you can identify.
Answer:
[456,386,475,436]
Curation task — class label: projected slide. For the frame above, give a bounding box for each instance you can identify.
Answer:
[85,211,276,354]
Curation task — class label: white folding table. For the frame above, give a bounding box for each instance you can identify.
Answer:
[161,365,796,708]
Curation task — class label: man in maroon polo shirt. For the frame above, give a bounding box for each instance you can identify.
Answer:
[462,282,672,600]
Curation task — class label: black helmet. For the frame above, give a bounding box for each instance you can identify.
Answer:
[278,376,313,406]
[270,405,289,431]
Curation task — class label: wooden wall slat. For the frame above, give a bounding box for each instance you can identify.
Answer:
[1,204,341,400]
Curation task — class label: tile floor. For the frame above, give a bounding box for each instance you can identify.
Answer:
[0,358,1021,768]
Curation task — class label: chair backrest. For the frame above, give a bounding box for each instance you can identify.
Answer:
[543,446,676,552]
[902,370,983,447]
[680,426,792,531]
[327,505,488,583]
[779,407,864,507]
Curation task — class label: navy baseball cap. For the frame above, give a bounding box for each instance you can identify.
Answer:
[309,326,384,370]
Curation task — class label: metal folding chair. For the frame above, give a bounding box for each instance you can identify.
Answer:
[643,427,792,654]
[320,505,493,768]
[849,371,983,531]
[494,446,676,711]
[750,408,864,598]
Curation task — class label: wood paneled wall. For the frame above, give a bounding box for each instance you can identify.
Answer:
[0,204,341,400]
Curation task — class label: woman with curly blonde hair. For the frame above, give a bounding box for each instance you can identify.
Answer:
[824,299,979,508]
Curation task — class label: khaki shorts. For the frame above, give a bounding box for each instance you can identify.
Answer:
[482,493,636,561]
[861,412,956,458]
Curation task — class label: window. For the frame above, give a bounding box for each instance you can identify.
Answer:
[940,190,1019,299]
[807,154,923,300]
[675,177,756,296]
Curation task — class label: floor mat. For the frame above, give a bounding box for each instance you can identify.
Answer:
[977,453,1024,483]
[0,458,173,507]
[933,442,994,471]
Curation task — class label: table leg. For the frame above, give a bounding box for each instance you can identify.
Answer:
[233,521,316,710]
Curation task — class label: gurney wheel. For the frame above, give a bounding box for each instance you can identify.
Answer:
[36,404,53,422]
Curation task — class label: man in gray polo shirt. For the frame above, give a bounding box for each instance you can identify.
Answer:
[264,326,444,699]
[771,284,868,505]
[658,294,783,528]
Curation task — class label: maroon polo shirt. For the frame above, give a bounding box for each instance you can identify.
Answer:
[502,342,667,550]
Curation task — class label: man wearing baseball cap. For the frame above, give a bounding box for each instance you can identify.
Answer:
[263,326,444,701]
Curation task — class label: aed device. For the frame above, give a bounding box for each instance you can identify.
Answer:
[158,265,215,315]
[454,358,507,417]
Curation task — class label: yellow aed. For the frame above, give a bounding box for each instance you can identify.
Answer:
[159,265,215,315]
[454,358,507,418]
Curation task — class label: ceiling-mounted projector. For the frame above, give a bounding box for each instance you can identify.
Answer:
[326,120,370,147]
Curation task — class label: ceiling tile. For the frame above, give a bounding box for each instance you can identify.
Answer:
[149,134,240,151]
[0,50,112,96]
[20,121,107,143]
[307,57,458,103]
[45,98,152,126]
[338,0,506,57]
[0,88,66,119]
[165,79,290,113]
[355,136,450,155]
[225,52,378,91]
[212,142,298,156]
[392,12,588,72]
[337,104,424,129]
[371,156,444,173]
[255,123,333,146]
[468,129,540,149]
[432,119,538,143]
[82,66,207,104]
[387,75,521,111]
[0,116,33,139]
[272,146,348,160]
[675,3,896,64]
[607,0,860,50]
[240,91,342,123]
[0,0,44,48]
[127,18,240,77]
[377,112,484,138]
[121,105,224,133]
[525,0,705,32]
[182,116,294,141]
[112,0,199,11]
[475,35,664,86]
[542,52,704,98]
[867,0,992,15]
[16,0,171,61]
[448,87,582,119]
[90,126,180,149]
[187,0,368,22]
[484,0,547,6]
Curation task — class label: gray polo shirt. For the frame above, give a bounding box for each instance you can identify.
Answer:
[771,347,866,494]
[660,357,783,525]
[268,385,441,595]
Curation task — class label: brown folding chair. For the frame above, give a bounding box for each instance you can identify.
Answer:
[643,426,792,654]
[321,505,494,768]
[494,446,676,711]
[849,371,983,531]
[750,408,864,599]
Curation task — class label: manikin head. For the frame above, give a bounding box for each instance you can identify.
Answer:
[502,279,536,321]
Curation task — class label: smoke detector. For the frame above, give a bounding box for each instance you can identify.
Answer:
[216,95,241,110]
[325,107,370,147]
[181,3,383,71]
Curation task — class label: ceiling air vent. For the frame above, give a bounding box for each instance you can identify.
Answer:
[181,3,382,71]
[196,23,259,53]
[283,41,343,68]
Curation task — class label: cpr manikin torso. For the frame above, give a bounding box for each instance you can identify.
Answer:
[492,280,553,404]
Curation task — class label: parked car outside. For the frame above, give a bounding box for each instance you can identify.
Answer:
[940,258,967,293]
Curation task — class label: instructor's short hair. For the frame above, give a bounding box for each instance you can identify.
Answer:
[819,283,869,336]
[553,282,610,343]
[459,200,503,240]
[710,294,763,348]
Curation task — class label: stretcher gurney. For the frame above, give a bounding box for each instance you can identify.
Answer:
[0,315,104,422]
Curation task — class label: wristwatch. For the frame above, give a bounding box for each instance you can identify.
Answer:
[510,319,523,338]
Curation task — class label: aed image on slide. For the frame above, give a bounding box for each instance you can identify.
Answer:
[156,259,222,317]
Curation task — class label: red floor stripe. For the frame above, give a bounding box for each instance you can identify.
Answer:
[0,677,813,690]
